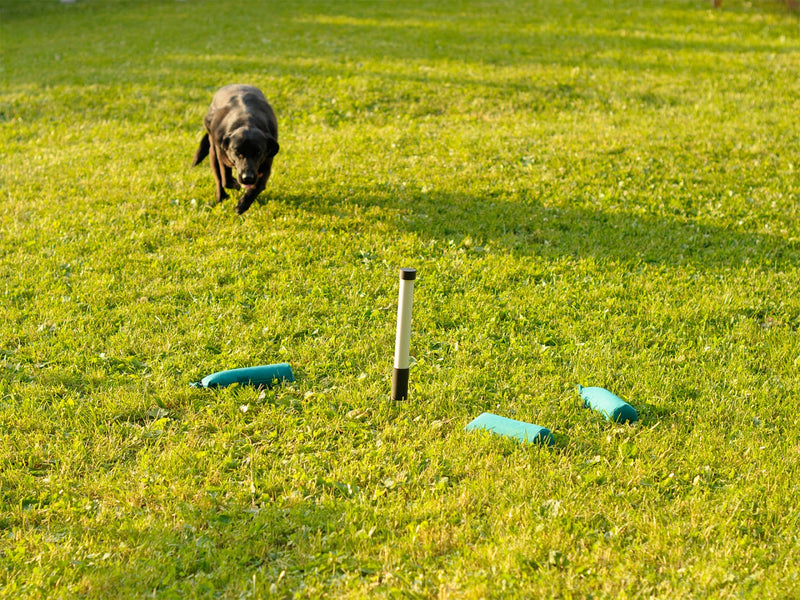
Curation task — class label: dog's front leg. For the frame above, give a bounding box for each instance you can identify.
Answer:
[208,143,228,203]
[222,165,240,190]
[235,176,268,215]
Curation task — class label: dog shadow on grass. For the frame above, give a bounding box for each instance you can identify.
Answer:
[277,186,799,274]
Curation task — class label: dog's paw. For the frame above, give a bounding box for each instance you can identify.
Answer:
[235,198,255,215]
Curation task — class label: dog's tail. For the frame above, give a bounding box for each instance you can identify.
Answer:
[191,133,210,167]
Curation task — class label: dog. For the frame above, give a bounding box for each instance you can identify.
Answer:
[192,85,279,214]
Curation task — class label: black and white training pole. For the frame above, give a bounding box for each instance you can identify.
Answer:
[392,268,416,401]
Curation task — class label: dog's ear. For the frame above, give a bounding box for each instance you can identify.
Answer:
[268,137,280,157]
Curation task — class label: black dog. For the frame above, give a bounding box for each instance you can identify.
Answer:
[192,85,279,214]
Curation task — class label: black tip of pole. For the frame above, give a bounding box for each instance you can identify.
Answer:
[391,368,410,401]
[399,268,417,281]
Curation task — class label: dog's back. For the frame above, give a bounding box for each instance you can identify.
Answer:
[207,85,277,138]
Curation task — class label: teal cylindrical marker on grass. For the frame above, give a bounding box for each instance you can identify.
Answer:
[579,385,638,423]
[191,363,294,389]
[466,412,554,446]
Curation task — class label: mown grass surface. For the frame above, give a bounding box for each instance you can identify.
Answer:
[2,0,800,597]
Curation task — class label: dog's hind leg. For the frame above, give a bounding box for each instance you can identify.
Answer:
[208,143,228,203]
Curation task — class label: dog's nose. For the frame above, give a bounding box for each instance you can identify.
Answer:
[240,173,257,185]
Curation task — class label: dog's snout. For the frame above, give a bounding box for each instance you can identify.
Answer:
[240,172,257,185]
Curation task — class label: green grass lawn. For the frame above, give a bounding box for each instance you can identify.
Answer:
[2,0,800,597]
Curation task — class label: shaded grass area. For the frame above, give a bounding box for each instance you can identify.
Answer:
[2,0,800,597]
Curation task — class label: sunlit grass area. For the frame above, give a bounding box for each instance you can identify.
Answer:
[2,0,800,597]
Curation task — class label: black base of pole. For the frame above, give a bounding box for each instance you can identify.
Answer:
[391,368,409,401]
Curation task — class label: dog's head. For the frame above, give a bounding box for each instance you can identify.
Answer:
[222,128,280,189]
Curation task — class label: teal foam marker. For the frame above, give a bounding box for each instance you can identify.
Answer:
[191,363,294,389]
[579,385,638,423]
[466,412,554,445]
